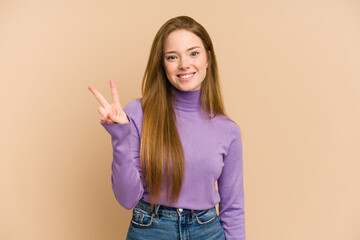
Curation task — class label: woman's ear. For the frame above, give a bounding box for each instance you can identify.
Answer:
[207,51,211,68]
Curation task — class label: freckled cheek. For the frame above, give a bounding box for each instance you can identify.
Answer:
[164,65,178,80]
[196,57,207,69]
[164,66,171,76]
[195,62,207,71]
[165,63,177,74]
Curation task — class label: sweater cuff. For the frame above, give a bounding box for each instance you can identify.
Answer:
[101,116,131,137]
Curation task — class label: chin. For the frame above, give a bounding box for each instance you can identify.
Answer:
[179,86,198,92]
[177,83,201,91]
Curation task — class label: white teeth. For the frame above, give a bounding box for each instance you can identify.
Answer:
[178,73,194,79]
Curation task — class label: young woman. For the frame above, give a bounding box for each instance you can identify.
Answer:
[89,16,245,240]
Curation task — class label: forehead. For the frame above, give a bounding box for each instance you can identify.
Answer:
[164,30,204,51]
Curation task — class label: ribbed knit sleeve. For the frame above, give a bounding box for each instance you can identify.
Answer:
[218,122,246,240]
[101,99,144,210]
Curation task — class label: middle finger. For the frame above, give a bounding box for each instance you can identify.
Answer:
[109,80,121,105]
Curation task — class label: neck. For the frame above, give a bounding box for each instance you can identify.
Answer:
[171,86,202,112]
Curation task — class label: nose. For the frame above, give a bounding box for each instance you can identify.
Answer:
[178,57,190,70]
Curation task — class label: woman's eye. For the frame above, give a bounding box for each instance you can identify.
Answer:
[167,56,176,60]
[191,52,199,56]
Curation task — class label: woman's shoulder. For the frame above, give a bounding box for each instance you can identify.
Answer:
[212,114,240,129]
[124,98,142,111]
[212,114,242,139]
[123,98,143,119]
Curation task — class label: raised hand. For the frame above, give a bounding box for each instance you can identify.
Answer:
[88,80,129,124]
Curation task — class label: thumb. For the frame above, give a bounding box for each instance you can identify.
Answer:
[107,112,121,124]
[107,112,128,124]
[107,113,115,121]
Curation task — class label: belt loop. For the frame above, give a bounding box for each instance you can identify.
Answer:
[154,204,160,216]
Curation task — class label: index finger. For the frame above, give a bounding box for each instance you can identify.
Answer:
[88,86,110,107]
[109,80,121,105]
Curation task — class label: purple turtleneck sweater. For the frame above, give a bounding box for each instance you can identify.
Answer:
[102,86,245,239]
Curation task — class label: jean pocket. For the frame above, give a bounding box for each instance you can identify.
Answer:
[195,208,218,226]
[130,207,154,228]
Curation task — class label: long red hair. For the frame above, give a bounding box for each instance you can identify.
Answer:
[141,16,226,207]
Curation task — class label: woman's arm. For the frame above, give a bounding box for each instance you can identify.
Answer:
[89,81,144,209]
[218,122,246,240]
[101,100,144,210]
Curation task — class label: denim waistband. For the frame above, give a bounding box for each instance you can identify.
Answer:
[135,199,215,217]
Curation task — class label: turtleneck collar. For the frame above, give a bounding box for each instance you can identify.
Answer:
[171,86,202,112]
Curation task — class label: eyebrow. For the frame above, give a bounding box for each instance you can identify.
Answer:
[164,46,201,55]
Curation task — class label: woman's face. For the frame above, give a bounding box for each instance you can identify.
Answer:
[163,30,208,92]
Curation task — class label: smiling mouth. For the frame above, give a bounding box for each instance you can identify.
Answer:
[177,72,195,79]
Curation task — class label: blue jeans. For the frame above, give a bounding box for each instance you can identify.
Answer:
[126,199,225,240]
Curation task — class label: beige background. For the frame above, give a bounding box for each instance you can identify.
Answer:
[1,0,359,239]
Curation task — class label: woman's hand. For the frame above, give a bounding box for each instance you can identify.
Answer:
[88,80,129,124]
